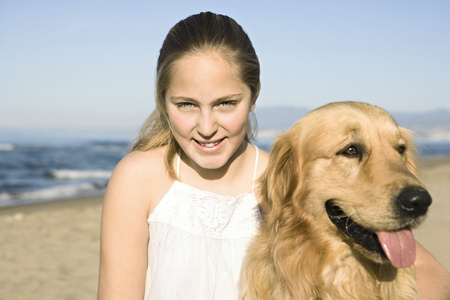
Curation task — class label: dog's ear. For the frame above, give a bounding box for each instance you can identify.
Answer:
[259,132,300,222]
[400,127,419,176]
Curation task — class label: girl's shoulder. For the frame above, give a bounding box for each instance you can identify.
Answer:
[112,147,169,184]
[118,146,167,174]
[107,146,173,215]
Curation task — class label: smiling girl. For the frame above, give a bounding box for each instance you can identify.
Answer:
[98,12,269,300]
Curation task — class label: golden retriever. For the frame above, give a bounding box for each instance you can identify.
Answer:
[240,101,432,300]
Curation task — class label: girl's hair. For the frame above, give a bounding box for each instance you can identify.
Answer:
[131,11,260,178]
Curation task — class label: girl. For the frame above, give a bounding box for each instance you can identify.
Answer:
[99,12,269,299]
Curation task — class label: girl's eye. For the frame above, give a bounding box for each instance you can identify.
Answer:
[177,102,195,110]
[218,101,237,108]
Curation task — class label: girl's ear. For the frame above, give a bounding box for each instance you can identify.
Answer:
[250,84,260,112]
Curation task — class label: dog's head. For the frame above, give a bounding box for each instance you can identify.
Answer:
[260,101,431,268]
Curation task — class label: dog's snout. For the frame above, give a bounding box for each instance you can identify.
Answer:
[396,187,432,216]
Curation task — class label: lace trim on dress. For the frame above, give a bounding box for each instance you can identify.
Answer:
[149,181,261,239]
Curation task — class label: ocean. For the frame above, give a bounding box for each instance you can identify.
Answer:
[1,137,449,208]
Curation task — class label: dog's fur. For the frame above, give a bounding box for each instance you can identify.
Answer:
[240,102,431,300]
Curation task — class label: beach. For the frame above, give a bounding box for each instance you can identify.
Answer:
[0,196,102,300]
[0,157,449,300]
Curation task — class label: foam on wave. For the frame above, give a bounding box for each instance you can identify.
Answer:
[47,169,112,180]
[0,144,14,151]
[0,182,107,207]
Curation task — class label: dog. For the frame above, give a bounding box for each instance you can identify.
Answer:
[240,101,432,300]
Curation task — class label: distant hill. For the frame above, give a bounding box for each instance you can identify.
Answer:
[254,105,450,140]
[254,106,309,131]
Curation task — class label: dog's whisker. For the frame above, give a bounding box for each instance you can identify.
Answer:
[344,211,360,233]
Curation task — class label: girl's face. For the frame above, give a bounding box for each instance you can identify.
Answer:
[165,52,255,171]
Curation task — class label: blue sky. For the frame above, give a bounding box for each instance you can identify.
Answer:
[1,0,449,138]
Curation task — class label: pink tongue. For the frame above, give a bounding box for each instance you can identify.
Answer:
[376,228,416,268]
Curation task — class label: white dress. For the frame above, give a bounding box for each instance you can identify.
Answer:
[144,146,261,300]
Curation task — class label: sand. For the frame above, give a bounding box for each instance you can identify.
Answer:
[0,196,102,300]
[414,157,450,272]
[0,157,449,300]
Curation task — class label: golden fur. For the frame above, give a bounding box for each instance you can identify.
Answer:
[240,102,431,300]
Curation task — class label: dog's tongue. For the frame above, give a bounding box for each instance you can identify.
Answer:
[376,228,416,268]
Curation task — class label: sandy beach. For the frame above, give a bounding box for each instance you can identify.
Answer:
[0,157,449,300]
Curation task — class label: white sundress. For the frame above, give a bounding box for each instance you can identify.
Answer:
[144,146,261,300]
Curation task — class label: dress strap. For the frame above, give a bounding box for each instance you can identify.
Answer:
[251,145,259,194]
[176,149,181,179]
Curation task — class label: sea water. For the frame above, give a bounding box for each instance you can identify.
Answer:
[0,139,128,207]
[0,137,449,208]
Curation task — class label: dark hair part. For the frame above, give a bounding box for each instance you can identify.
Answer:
[131,11,260,178]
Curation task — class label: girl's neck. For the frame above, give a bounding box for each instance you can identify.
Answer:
[178,141,255,195]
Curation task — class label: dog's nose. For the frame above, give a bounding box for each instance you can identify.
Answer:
[396,187,432,216]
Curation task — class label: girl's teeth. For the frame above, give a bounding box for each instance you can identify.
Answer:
[200,141,220,148]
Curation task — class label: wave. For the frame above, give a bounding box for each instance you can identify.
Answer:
[90,145,128,152]
[0,182,107,207]
[0,144,14,151]
[47,169,112,180]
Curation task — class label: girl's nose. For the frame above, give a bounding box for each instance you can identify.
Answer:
[197,112,218,138]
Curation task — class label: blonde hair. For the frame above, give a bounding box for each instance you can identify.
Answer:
[131,12,261,178]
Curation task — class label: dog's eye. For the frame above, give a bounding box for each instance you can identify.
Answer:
[397,145,406,155]
[339,145,361,158]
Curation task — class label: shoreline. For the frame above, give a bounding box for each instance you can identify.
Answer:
[0,156,449,299]
[0,194,104,216]
[0,194,104,218]
[419,155,450,168]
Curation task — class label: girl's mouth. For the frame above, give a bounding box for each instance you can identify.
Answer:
[195,138,225,148]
